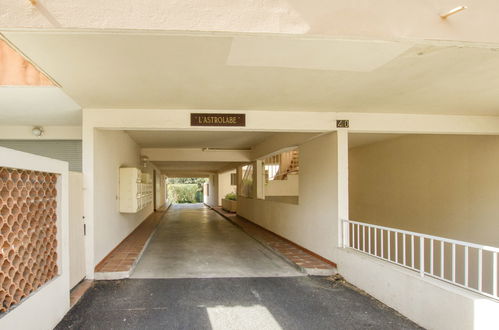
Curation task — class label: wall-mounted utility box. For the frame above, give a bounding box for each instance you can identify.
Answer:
[119,167,153,213]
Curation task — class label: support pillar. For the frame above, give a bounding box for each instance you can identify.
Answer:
[254,160,264,199]
[337,129,349,247]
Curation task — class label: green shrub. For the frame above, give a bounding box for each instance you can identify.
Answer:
[168,184,200,204]
[225,192,237,201]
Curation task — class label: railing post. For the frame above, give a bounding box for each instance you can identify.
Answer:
[493,252,497,297]
[420,237,425,277]
[342,220,346,248]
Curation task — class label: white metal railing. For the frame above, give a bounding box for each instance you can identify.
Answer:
[342,219,499,300]
[263,150,299,181]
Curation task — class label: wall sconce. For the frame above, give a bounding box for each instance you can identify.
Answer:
[141,156,149,168]
[31,126,44,137]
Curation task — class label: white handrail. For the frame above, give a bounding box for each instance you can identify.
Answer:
[342,219,499,300]
[345,219,499,253]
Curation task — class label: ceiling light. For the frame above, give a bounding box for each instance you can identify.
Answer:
[31,127,44,137]
[440,6,467,19]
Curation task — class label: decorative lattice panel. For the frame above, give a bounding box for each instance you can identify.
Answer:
[0,167,58,313]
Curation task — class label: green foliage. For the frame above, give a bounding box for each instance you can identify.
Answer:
[167,177,207,186]
[166,177,208,204]
[225,192,237,201]
[168,184,203,204]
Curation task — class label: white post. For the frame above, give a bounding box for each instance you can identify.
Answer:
[337,129,349,248]
[254,160,265,199]
[82,117,95,280]
[236,166,242,197]
[420,237,425,277]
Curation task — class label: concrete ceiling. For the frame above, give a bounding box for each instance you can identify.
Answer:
[126,130,276,149]
[0,86,81,125]
[153,161,239,173]
[2,31,499,126]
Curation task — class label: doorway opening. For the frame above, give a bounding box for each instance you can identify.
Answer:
[166,177,207,205]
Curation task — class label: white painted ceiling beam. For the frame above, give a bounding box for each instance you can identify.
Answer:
[162,172,211,178]
[142,148,251,162]
[84,108,335,132]
[85,109,499,135]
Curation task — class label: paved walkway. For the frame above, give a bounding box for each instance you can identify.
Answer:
[131,204,303,278]
[212,206,336,275]
[56,277,421,329]
[95,208,167,276]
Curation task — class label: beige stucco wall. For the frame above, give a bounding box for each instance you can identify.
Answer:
[349,134,499,248]
[237,132,339,261]
[93,129,155,264]
[218,170,236,205]
[153,171,166,210]
[265,174,299,197]
[204,174,219,207]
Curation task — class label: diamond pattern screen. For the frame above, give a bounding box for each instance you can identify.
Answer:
[0,167,58,313]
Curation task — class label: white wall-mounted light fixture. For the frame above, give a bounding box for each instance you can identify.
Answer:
[440,6,467,19]
[31,126,44,137]
[141,156,149,168]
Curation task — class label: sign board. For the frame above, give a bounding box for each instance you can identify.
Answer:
[336,120,350,128]
[191,113,246,127]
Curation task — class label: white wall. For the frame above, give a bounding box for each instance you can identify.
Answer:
[335,248,499,330]
[237,132,339,261]
[151,170,167,210]
[0,125,81,140]
[349,134,499,247]
[69,172,85,288]
[265,174,299,197]
[204,174,219,207]
[155,173,167,209]
[93,129,155,265]
[0,147,70,330]
[218,170,236,205]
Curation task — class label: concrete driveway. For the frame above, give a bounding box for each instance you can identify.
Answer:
[131,204,302,279]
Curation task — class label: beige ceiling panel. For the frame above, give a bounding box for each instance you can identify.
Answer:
[227,37,414,72]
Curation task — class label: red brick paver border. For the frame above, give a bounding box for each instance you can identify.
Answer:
[70,280,93,307]
[94,207,168,276]
[211,206,337,275]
